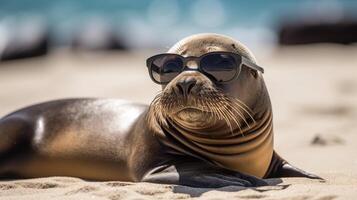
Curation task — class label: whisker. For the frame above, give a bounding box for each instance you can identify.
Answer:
[223,104,243,134]
[232,99,255,123]
[225,98,251,129]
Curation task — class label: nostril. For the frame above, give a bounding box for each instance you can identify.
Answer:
[186,80,196,94]
[176,83,184,96]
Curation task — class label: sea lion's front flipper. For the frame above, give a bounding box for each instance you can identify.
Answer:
[278,163,322,179]
[265,151,323,180]
[142,162,268,188]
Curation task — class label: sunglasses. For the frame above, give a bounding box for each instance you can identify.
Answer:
[146,51,264,85]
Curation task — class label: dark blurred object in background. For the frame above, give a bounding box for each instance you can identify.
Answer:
[0,18,49,61]
[278,18,357,45]
[277,2,357,46]
[71,19,128,51]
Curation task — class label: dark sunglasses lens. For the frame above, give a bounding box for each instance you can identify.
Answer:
[151,55,183,83]
[200,53,239,82]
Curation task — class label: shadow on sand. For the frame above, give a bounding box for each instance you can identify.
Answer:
[172,178,289,198]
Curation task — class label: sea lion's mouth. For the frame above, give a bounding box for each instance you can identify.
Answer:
[174,106,211,114]
[175,107,209,123]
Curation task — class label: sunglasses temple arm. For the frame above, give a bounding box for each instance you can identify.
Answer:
[241,57,264,74]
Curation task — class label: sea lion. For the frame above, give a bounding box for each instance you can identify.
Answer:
[0,33,320,187]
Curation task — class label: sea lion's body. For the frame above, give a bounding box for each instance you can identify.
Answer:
[0,34,319,187]
[0,98,270,186]
[0,99,156,181]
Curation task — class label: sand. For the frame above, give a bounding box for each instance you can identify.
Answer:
[0,45,357,199]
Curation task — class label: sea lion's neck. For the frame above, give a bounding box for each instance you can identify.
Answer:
[156,108,274,178]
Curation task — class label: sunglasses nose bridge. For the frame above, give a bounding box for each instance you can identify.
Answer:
[185,58,199,69]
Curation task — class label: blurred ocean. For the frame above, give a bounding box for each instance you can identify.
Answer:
[0,0,356,49]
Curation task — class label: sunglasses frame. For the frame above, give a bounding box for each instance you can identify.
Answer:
[146,51,264,85]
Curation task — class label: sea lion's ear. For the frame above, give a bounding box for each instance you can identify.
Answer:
[250,69,258,79]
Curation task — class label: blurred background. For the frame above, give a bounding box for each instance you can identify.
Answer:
[1,0,357,52]
[0,0,357,174]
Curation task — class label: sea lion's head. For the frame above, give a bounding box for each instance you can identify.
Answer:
[147,33,270,135]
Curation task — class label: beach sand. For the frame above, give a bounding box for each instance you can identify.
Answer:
[0,45,356,199]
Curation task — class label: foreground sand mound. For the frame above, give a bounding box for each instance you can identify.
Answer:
[0,173,356,200]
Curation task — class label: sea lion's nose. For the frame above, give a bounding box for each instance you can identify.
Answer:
[176,77,197,97]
